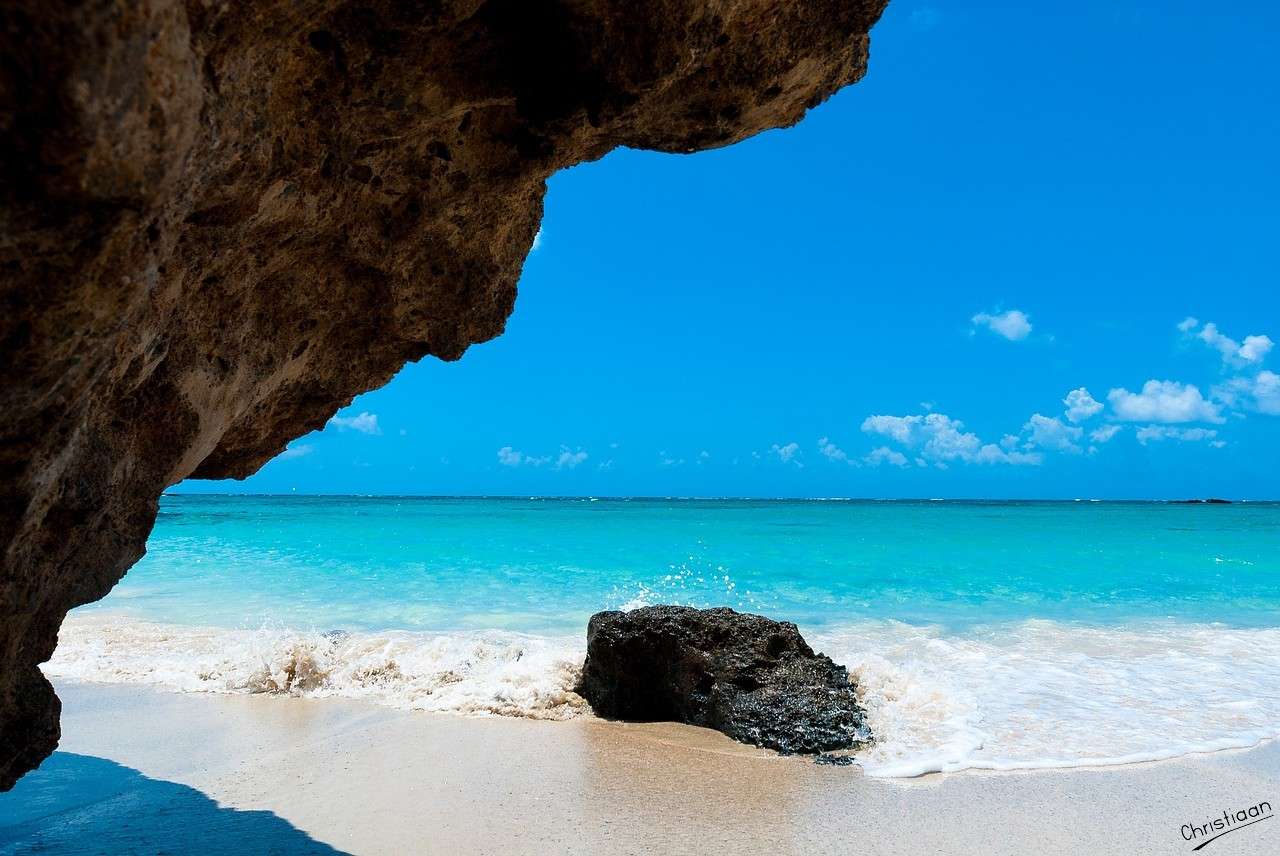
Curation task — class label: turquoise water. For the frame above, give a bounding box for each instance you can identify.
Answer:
[52,495,1280,777]
[88,496,1280,632]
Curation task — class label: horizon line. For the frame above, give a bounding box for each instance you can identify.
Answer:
[161,493,1275,503]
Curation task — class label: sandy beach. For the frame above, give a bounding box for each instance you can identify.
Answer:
[1,680,1274,855]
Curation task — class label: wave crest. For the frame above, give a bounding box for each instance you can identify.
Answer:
[49,617,587,720]
[47,615,1280,777]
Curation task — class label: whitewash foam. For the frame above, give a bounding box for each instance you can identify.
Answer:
[47,614,1280,777]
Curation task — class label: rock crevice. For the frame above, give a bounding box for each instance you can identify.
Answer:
[0,0,887,788]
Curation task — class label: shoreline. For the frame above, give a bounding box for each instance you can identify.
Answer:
[3,681,1277,854]
[45,612,1280,779]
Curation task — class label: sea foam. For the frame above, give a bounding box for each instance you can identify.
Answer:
[46,614,1280,777]
[47,615,587,719]
[814,620,1280,776]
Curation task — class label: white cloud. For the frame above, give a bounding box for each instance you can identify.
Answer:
[531,228,543,251]
[1063,387,1103,423]
[972,309,1032,341]
[817,437,856,466]
[1197,323,1239,362]
[499,445,586,469]
[278,443,314,460]
[911,415,979,462]
[864,446,910,468]
[1176,316,1199,332]
[497,446,551,467]
[1107,380,1223,424]
[658,451,684,468]
[1240,335,1274,363]
[1023,413,1084,454]
[861,412,1040,466]
[1214,370,1280,416]
[1135,425,1220,445]
[771,442,803,467]
[978,444,1042,466]
[1089,424,1123,443]
[860,415,920,445]
[1181,319,1273,367]
[555,447,588,470]
[328,411,381,435]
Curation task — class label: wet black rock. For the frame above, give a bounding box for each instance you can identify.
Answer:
[814,753,856,766]
[578,605,870,755]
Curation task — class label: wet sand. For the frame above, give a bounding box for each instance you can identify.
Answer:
[2,681,1277,855]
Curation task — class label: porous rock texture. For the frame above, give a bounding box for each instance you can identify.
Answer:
[578,606,870,754]
[0,0,887,788]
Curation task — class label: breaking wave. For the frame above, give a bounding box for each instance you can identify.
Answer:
[47,614,1280,777]
[48,615,587,719]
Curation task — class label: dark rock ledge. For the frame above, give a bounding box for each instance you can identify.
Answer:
[578,606,871,755]
[0,0,887,788]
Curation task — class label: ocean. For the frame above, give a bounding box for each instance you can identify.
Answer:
[49,495,1280,777]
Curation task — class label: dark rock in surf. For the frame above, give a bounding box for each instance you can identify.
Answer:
[578,605,870,755]
[814,753,856,766]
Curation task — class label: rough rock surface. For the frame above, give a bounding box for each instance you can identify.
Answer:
[578,606,870,754]
[0,0,887,788]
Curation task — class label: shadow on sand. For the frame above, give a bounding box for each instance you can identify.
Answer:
[0,752,347,854]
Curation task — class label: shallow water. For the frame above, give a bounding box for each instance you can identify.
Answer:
[51,495,1280,777]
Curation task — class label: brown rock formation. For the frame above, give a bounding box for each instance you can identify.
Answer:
[0,0,887,789]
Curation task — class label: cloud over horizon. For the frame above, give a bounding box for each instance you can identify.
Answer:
[1022,413,1084,454]
[1179,318,1273,367]
[817,437,855,465]
[1214,370,1280,416]
[555,448,589,469]
[1089,424,1123,444]
[864,446,910,468]
[972,309,1033,341]
[498,445,588,469]
[1107,380,1224,424]
[861,412,1041,467]
[771,442,803,467]
[1134,425,1222,446]
[1063,388,1104,424]
[328,411,382,435]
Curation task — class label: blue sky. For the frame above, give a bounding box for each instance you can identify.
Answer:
[180,1,1280,499]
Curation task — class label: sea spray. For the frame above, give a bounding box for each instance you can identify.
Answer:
[49,616,588,719]
[47,614,1280,777]
[812,620,1280,776]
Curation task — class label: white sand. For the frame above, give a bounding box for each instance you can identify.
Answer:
[2,681,1277,855]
